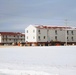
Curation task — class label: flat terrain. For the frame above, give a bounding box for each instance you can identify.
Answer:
[0,46,76,75]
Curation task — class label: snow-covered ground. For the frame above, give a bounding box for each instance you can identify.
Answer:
[0,46,76,75]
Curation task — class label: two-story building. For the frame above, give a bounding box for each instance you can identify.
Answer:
[0,32,25,45]
[25,25,76,46]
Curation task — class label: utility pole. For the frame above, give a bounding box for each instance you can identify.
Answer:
[65,19,67,46]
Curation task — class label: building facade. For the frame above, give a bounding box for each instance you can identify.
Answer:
[0,32,25,45]
[25,25,76,46]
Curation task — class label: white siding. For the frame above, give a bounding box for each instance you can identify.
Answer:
[25,25,37,42]
[25,25,76,43]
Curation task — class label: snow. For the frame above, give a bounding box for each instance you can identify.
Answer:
[0,46,76,75]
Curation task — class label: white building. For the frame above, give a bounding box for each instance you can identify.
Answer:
[25,25,76,46]
[0,32,25,45]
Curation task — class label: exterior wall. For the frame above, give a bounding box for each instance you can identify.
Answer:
[25,25,76,45]
[0,32,25,44]
[18,35,25,43]
[73,30,76,42]
[48,29,76,43]
[1,35,25,43]
[48,29,66,42]
[67,30,76,42]
[25,25,37,42]
[36,28,47,42]
[25,25,48,43]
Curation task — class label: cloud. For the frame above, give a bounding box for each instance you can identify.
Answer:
[0,0,76,32]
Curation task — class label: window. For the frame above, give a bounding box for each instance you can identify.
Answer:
[27,36,28,39]
[55,36,57,41]
[55,30,57,35]
[33,30,35,33]
[71,37,74,41]
[67,37,69,41]
[38,36,40,40]
[67,37,68,39]
[14,39,15,42]
[27,30,28,33]
[9,39,11,41]
[2,35,4,38]
[2,38,4,41]
[33,36,35,39]
[6,35,7,38]
[44,36,46,39]
[71,31,73,35]
[38,30,40,34]
[67,31,69,35]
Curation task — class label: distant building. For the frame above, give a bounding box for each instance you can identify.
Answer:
[0,32,25,45]
[25,25,76,46]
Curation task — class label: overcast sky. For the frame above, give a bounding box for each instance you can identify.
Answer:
[0,0,76,32]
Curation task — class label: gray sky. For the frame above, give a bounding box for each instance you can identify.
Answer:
[0,0,76,32]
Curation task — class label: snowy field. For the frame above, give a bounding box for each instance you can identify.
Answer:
[0,46,76,75]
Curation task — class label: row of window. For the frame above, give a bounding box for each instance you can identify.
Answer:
[26,36,57,41]
[27,30,35,33]
[67,31,74,35]
[27,30,40,33]
[55,30,74,35]
[54,36,74,41]
[2,35,24,38]
[38,36,46,40]
[67,37,74,41]
[26,30,74,35]
[26,36,46,40]
[26,36,74,41]
[55,36,74,41]
[2,39,24,41]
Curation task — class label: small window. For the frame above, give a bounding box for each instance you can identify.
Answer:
[2,38,4,41]
[6,35,7,38]
[27,36,28,39]
[33,30,35,33]
[2,35,4,38]
[67,37,68,39]
[44,36,46,39]
[9,39,11,41]
[33,36,35,39]
[55,36,57,41]
[55,30,57,35]
[38,30,40,34]
[38,36,40,40]
[67,31,69,35]
[71,31,73,35]
[14,39,15,41]
[6,38,7,41]
[27,30,28,33]
[67,37,69,41]
[71,37,74,41]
